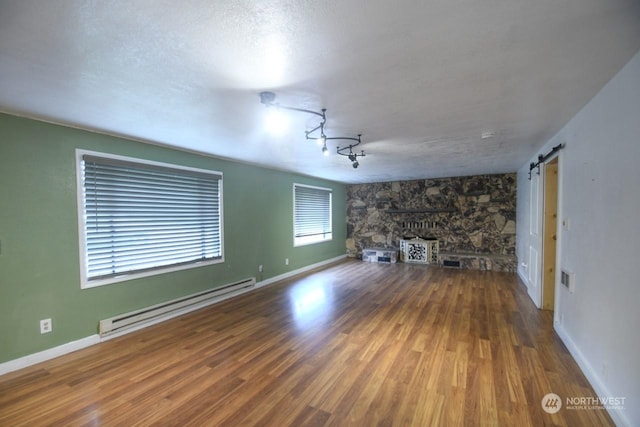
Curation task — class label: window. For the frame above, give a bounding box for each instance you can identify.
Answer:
[293,183,332,246]
[76,150,223,288]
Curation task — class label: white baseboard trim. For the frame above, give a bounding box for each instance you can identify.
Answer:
[0,335,100,376]
[0,254,348,377]
[554,323,630,427]
[256,254,348,289]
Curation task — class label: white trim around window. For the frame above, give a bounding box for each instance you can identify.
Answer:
[75,149,224,288]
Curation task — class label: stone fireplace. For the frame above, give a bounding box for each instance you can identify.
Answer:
[346,173,517,271]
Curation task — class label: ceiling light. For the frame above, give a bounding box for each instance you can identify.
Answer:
[264,108,289,135]
[342,142,365,169]
[259,91,366,167]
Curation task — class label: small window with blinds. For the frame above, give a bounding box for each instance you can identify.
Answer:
[76,150,223,288]
[293,183,332,247]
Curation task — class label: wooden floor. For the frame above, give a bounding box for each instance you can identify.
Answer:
[0,260,613,426]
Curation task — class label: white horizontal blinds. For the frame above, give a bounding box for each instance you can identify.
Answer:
[81,155,222,281]
[294,184,332,240]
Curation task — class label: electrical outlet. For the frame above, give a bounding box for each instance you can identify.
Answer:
[40,318,52,334]
[259,265,263,272]
[285,258,289,266]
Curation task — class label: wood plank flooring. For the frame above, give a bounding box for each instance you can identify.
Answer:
[0,260,614,426]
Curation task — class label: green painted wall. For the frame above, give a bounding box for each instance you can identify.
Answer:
[0,113,346,363]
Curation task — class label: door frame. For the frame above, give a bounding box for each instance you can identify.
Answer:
[541,156,560,311]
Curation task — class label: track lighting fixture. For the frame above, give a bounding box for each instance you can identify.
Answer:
[259,91,365,167]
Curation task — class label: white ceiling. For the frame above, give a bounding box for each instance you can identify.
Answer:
[1,1,639,183]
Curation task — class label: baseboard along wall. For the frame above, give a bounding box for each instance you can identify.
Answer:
[0,254,347,376]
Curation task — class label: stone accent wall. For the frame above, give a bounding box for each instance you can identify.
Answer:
[346,173,517,271]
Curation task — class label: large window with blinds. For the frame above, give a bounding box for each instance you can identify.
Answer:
[76,150,223,288]
[293,183,332,247]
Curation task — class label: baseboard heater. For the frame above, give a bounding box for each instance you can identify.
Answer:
[99,277,256,337]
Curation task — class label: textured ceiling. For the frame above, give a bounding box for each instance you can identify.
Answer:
[1,0,639,183]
